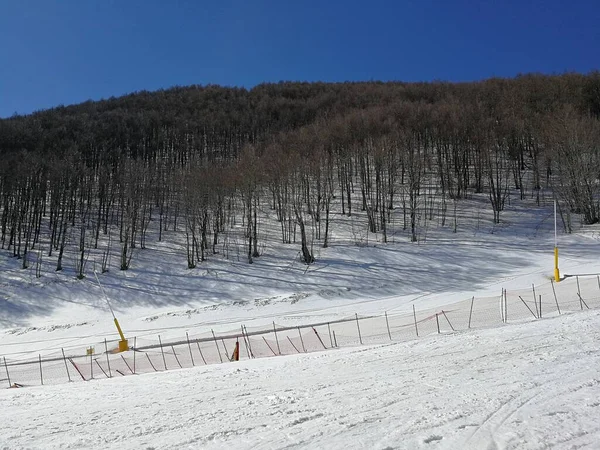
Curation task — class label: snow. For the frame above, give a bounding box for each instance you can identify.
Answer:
[2,310,600,449]
[2,192,600,448]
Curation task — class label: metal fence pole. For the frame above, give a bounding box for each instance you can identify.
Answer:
[104,339,112,378]
[273,322,281,355]
[298,327,306,352]
[146,353,158,372]
[61,349,71,382]
[413,305,419,337]
[532,284,539,318]
[551,280,561,314]
[211,330,223,363]
[158,335,167,370]
[120,355,134,374]
[441,310,455,331]
[241,326,250,358]
[286,336,301,353]
[39,354,43,385]
[3,357,11,387]
[355,313,363,345]
[244,326,254,358]
[195,341,207,365]
[518,296,538,319]
[385,312,392,340]
[221,339,229,358]
[171,346,182,368]
[468,296,474,329]
[186,332,195,367]
[577,276,583,310]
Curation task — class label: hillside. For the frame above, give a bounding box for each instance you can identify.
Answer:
[0,75,599,282]
[1,75,600,448]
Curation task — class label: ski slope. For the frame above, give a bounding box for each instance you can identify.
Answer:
[2,309,600,449]
[2,193,600,448]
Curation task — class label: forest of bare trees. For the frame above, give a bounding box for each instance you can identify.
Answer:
[1,73,599,275]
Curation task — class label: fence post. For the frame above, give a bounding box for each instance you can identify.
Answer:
[195,341,207,365]
[385,312,392,340]
[186,332,195,367]
[145,353,158,372]
[539,295,542,318]
[69,358,86,381]
[62,349,71,382]
[327,322,333,347]
[312,327,327,350]
[171,346,182,369]
[272,322,281,355]
[120,355,134,374]
[532,284,539,318]
[262,336,278,356]
[577,276,583,310]
[435,314,440,334]
[39,354,43,385]
[133,337,137,374]
[240,326,250,358]
[518,296,538,319]
[221,339,229,357]
[244,325,254,358]
[104,339,112,378]
[413,305,419,337]
[95,359,109,378]
[158,335,167,370]
[468,296,474,329]
[551,279,561,314]
[298,327,306,352]
[333,331,338,348]
[578,293,590,309]
[286,336,301,353]
[211,329,223,363]
[504,289,508,322]
[441,310,455,332]
[90,351,93,379]
[500,289,505,323]
[3,357,11,387]
[355,313,363,345]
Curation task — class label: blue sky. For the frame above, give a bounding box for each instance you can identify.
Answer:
[0,0,598,117]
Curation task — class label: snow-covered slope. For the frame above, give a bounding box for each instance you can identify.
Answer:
[2,309,600,450]
[2,192,600,448]
[2,194,600,356]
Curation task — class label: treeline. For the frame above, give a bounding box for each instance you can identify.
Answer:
[0,73,599,275]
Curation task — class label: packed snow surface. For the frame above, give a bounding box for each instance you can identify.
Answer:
[2,309,600,449]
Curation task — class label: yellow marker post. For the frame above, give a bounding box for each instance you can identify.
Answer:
[554,200,560,282]
[554,247,560,282]
[95,270,129,352]
[115,318,129,352]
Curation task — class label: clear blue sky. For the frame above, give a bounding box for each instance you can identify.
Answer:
[1,0,598,117]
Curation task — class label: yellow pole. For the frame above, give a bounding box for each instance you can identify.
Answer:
[94,270,129,352]
[554,200,560,282]
[114,318,126,342]
[114,318,129,352]
[554,247,560,282]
